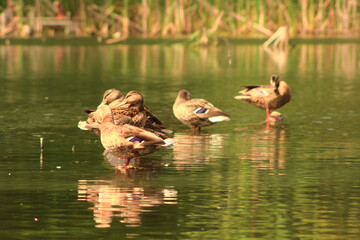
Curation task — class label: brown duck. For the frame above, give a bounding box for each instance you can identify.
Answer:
[81,89,170,135]
[234,75,291,121]
[82,90,146,128]
[80,89,125,135]
[114,91,170,134]
[79,90,169,138]
[96,105,175,166]
[110,91,147,127]
[173,89,230,133]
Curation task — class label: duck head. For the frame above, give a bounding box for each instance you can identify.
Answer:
[98,89,124,108]
[270,75,280,94]
[178,89,192,101]
[117,91,144,108]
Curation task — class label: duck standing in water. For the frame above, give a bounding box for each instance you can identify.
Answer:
[173,89,230,133]
[234,75,291,122]
[96,105,174,167]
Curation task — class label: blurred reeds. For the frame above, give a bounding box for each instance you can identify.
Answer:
[0,0,359,43]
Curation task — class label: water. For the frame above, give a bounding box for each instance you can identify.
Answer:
[1,41,360,239]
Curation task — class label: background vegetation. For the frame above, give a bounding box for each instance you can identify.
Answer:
[1,0,359,43]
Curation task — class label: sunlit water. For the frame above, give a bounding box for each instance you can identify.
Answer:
[1,41,360,239]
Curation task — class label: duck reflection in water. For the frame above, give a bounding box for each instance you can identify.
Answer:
[172,132,228,170]
[235,125,289,175]
[261,111,284,127]
[103,150,169,173]
[78,155,177,228]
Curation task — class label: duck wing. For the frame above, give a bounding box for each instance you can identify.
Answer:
[235,84,279,110]
[121,124,166,146]
[143,106,172,133]
[178,98,229,126]
[241,85,262,91]
[190,98,229,117]
[236,84,276,98]
[111,107,146,126]
[144,106,164,125]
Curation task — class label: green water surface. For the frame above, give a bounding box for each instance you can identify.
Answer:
[0,41,359,239]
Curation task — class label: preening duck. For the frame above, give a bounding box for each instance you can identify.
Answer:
[80,89,171,135]
[235,75,291,122]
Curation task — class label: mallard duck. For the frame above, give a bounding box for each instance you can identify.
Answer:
[79,89,124,135]
[103,90,172,134]
[96,105,174,166]
[78,91,169,138]
[110,90,147,127]
[83,90,147,127]
[234,75,291,121]
[79,91,146,135]
[109,90,170,134]
[173,89,230,133]
[80,89,171,136]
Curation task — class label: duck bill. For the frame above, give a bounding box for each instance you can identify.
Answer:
[114,100,127,108]
[234,95,242,100]
[97,102,104,108]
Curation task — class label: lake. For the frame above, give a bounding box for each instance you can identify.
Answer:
[0,39,360,239]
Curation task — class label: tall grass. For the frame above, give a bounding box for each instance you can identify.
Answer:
[1,0,359,41]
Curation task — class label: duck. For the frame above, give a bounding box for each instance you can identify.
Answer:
[95,105,175,167]
[81,89,171,134]
[110,90,170,134]
[110,91,147,127]
[79,89,125,135]
[173,89,230,133]
[234,75,291,122]
[78,91,169,139]
[81,90,147,130]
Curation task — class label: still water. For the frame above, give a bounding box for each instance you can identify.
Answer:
[0,40,360,239]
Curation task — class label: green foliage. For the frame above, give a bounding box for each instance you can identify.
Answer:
[1,0,359,41]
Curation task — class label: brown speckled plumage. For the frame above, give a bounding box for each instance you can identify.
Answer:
[111,91,147,127]
[79,89,170,137]
[235,75,291,121]
[173,89,230,133]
